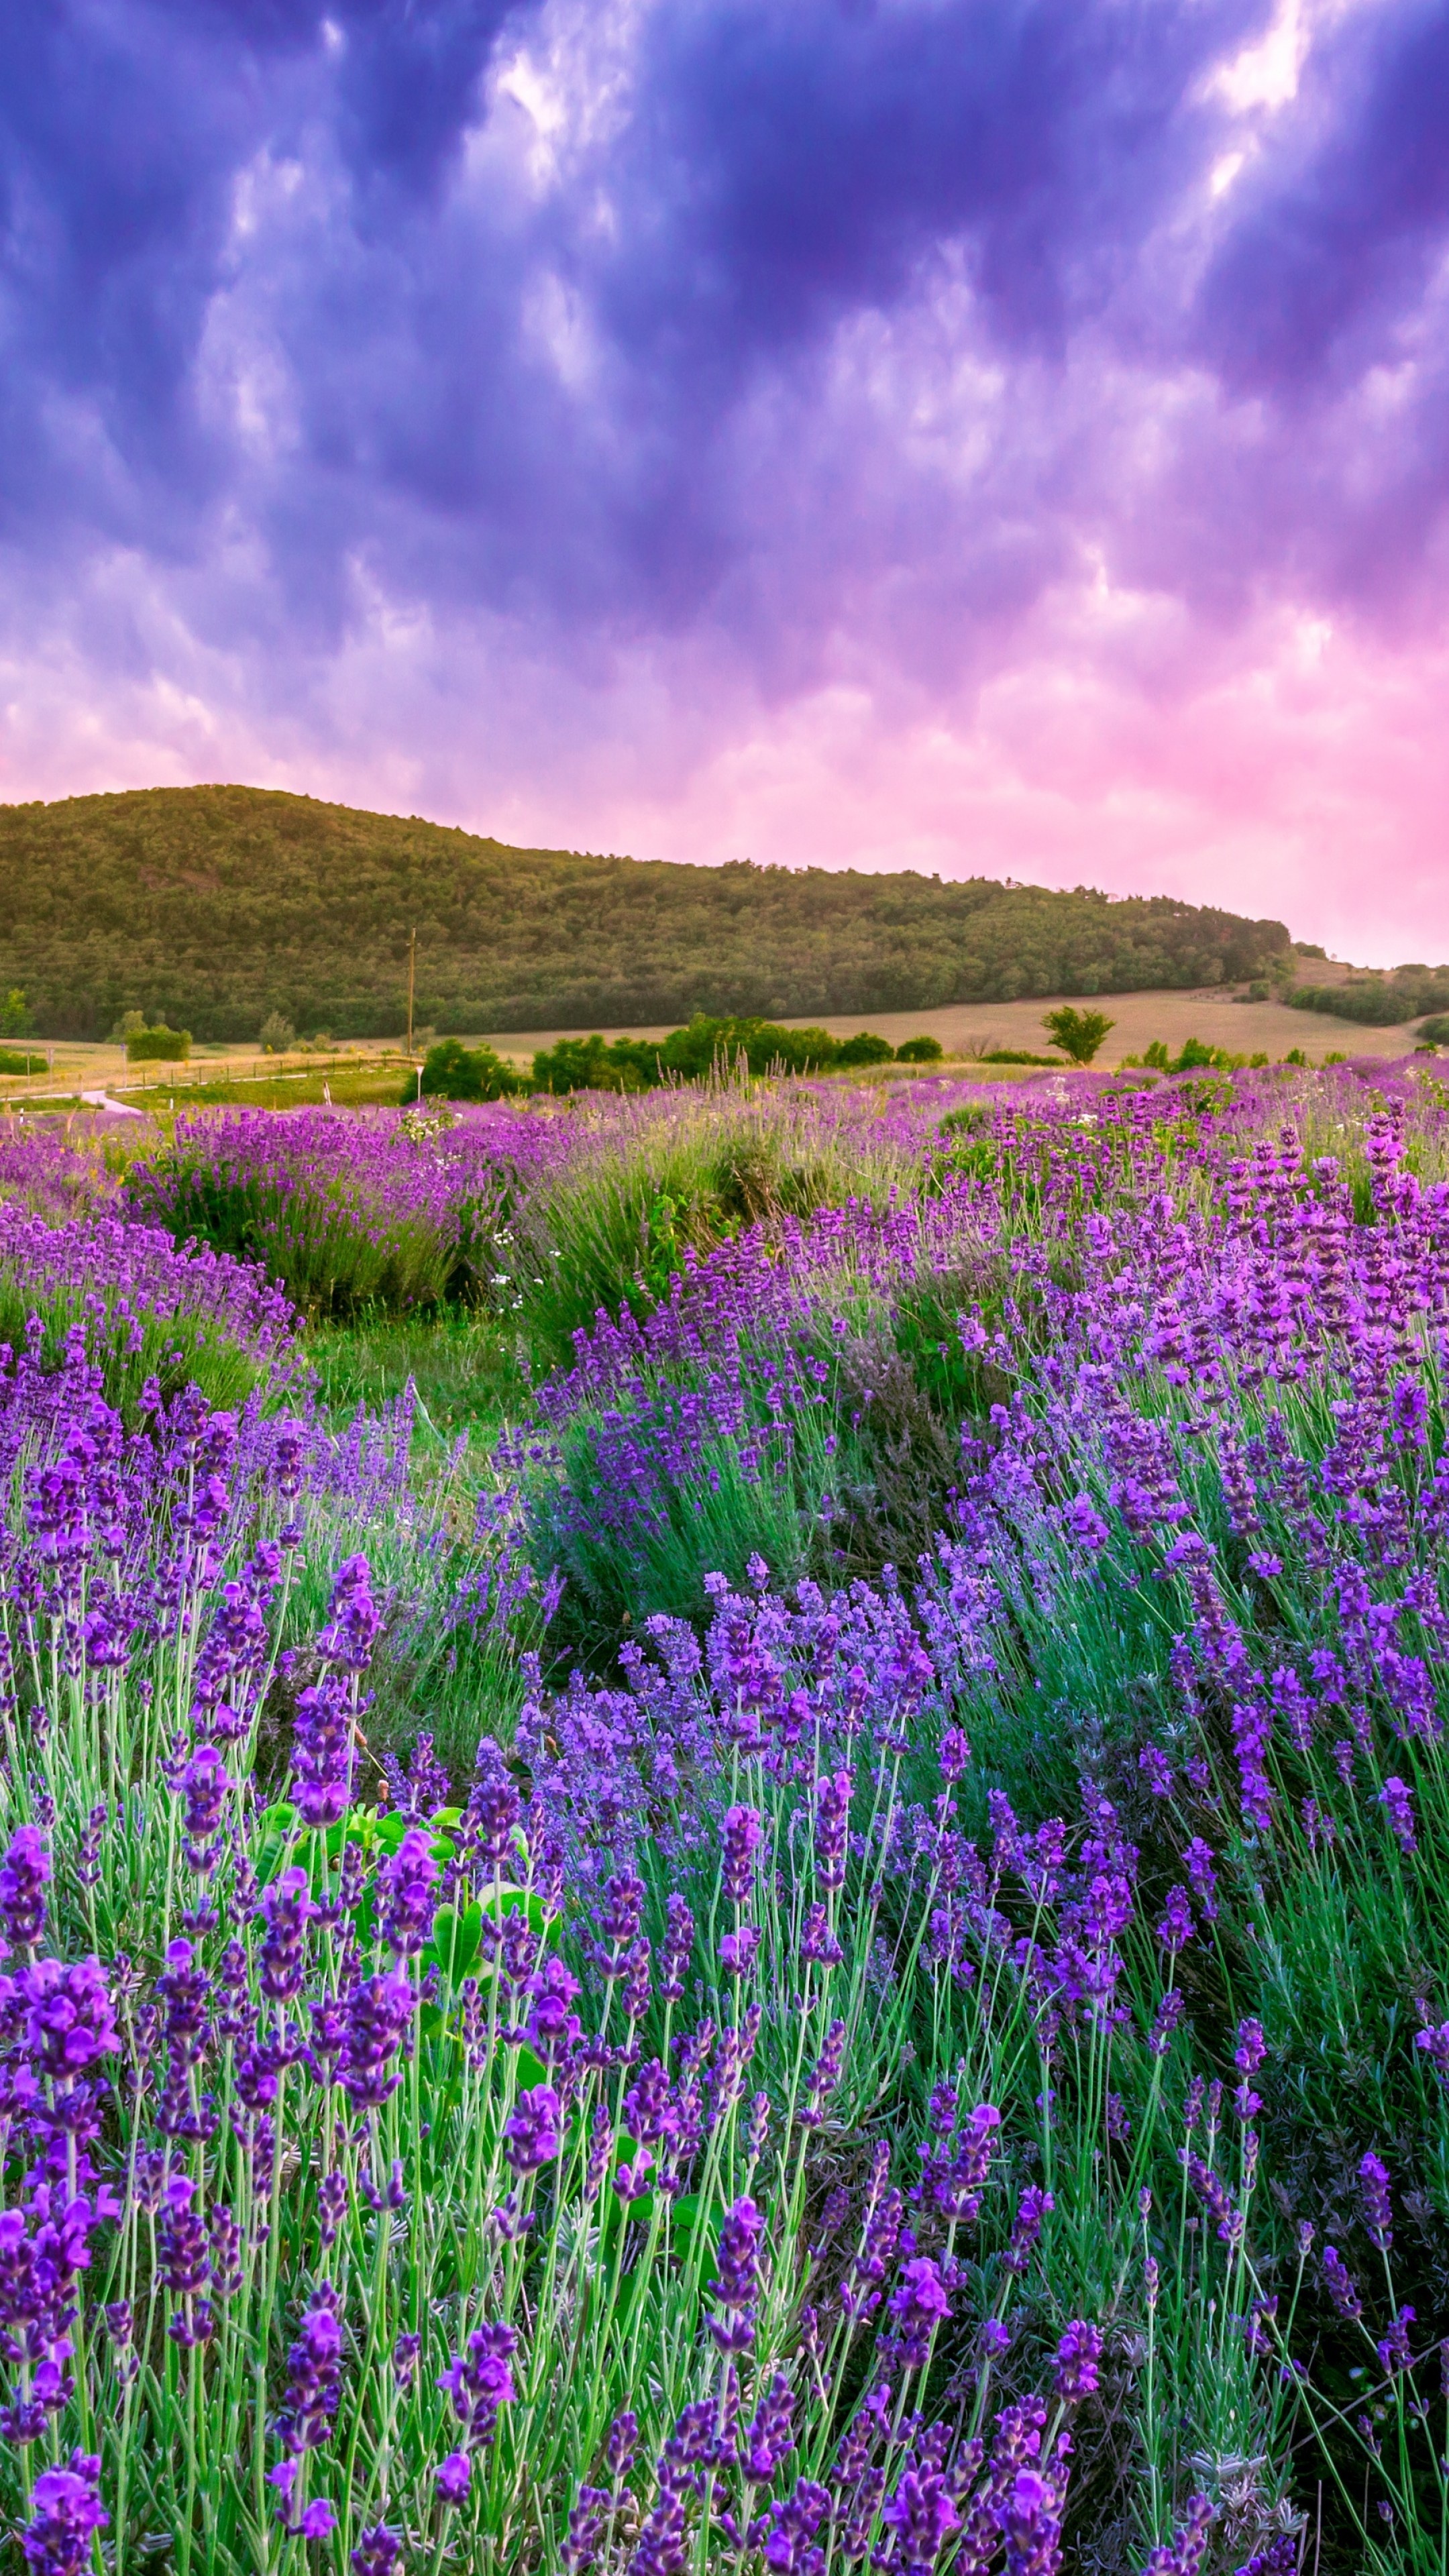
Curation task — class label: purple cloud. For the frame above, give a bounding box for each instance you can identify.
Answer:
[1,0,1448,955]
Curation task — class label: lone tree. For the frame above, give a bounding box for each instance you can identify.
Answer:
[1043,1005,1115,1065]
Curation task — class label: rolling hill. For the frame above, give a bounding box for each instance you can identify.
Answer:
[0,784,1298,1041]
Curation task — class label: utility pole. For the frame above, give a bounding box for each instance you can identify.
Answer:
[406,926,417,1059]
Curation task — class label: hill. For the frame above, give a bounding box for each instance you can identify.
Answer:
[0,784,1296,1040]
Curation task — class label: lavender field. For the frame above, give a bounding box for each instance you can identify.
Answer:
[2,1059,1448,2575]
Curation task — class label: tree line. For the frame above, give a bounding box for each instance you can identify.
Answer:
[0,784,1295,1040]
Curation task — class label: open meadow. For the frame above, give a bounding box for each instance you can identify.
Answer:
[0,1057,1448,2575]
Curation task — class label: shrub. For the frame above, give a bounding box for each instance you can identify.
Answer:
[895,1032,944,1061]
[125,1022,191,1062]
[1042,1004,1115,1063]
[1418,1014,1449,1046]
[834,1029,894,1066]
[415,1038,523,1103]
[0,988,27,1038]
[259,1009,296,1052]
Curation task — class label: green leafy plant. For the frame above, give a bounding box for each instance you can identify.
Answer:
[1042,1004,1116,1063]
[126,1022,191,1063]
[415,1038,524,1102]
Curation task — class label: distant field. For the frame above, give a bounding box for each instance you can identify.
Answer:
[476,986,1421,1068]
[0,988,1425,1111]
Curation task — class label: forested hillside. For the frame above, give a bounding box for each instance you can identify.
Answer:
[0,784,1295,1038]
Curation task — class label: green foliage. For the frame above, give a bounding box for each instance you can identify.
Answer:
[1417,1014,1449,1047]
[983,1048,1059,1065]
[1122,1036,1255,1075]
[415,1037,523,1102]
[834,1028,894,1065]
[0,988,28,1038]
[258,1009,295,1052]
[125,1022,191,1062]
[0,783,1295,1038]
[531,1015,880,1093]
[0,1049,44,1076]
[894,1032,944,1061]
[1291,966,1449,1026]
[1042,1003,1115,1063]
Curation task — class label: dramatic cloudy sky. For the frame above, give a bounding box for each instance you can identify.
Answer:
[3,0,1448,957]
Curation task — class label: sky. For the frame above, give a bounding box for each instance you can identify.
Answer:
[2,0,1448,963]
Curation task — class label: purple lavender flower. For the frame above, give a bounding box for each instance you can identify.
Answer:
[1230,2542,1297,2576]
[437,2322,516,2451]
[525,1957,582,2061]
[812,1770,852,1891]
[258,1868,315,2004]
[658,1894,694,2002]
[598,1873,645,1955]
[1230,1701,1273,1836]
[1359,2151,1393,2251]
[21,1955,119,2080]
[468,1737,523,1868]
[350,2524,402,2576]
[719,1927,761,1978]
[20,2453,108,2576]
[721,1807,763,1907]
[740,2372,796,2483]
[559,2487,609,2573]
[888,2256,952,2368]
[291,1676,357,1829]
[178,1747,232,1872]
[316,1554,380,1671]
[1378,1776,1417,1854]
[1140,2492,1214,2576]
[798,2018,845,2129]
[340,1972,414,2110]
[380,1826,438,1957]
[1052,2318,1102,2403]
[800,1902,843,1967]
[708,2196,763,2353]
[1155,1886,1194,1953]
[275,2280,344,2455]
[1415,2020,1449,2087]
[1179,2152,1242,2247]
[1001,2185,1054,2275]
[997,2466,1062,2576]
[504,2082,561,2176]
[435,2453,472,2506]
[1322,2244,1362,2321]
[1377,2306,1415,2374]
[1183,1838,1218,1921]
[0,1827,50,1951]
[1138,1746,1174,1797]
[881,2465,961,2567]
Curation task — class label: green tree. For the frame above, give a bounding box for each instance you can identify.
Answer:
[835,1031,894,1067]
[417,1039,523,1102]
[0,989,30,1038]
[259,1011,296,1053]
[1043,1005,1115,1065]
[895,1034,943,1063]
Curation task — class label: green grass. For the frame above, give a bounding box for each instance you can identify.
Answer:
[309,1305,523,1458]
